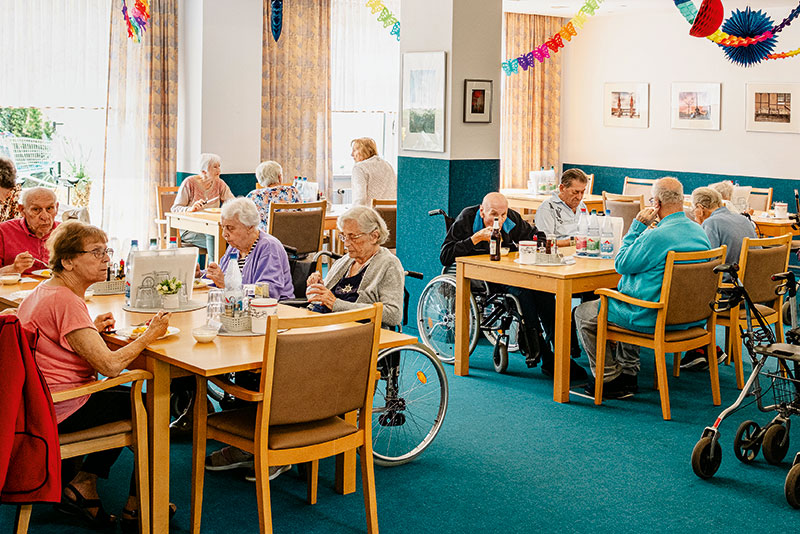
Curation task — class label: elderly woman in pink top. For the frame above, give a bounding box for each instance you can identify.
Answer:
[171,153,234,261]
[17,220,171,529]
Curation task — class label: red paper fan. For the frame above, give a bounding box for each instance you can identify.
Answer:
[690,0,725,37]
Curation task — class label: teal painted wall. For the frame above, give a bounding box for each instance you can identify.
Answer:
[176,172,257,198]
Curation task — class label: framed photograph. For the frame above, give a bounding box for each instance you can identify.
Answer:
[464,79,492,123]
[746,83,800,134]
[603,83,649,128]
[671,83,721,130]
[402,51,446,152]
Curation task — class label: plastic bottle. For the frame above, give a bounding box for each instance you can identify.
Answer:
[148,238,158,250]
[575,208,588,256]
[586,211,600,257]
[489,217,501,261]
[550,166,556,191]
[301,177,309,201]
[124,240,139,305]
[600,210,614,259]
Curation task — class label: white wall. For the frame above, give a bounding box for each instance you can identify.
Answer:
[561,8,800,180]
[177,1,202,172]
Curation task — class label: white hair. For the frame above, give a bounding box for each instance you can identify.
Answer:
[19,187,57,207]
[652,177,684,207]
[254,161,283,187]
[692,187,723,210]
[710,180,734,201]
[221,197,260,228]
[199,153,221,173]
[338,205,389,245]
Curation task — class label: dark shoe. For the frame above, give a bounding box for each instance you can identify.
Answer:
[583,373,636,400]
[54,483,117,529]
[169,407,193,437]
[205,446,255,471]
[680,346,726,371]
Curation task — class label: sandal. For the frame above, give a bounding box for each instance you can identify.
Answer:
[120,503,177,534]
[54,483,117,529]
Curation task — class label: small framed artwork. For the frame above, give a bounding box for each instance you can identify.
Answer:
[603,83,649,128]
[745,83,800,134]
[401,51,446,152]
[463,79,492,123]
[671,83,721,130]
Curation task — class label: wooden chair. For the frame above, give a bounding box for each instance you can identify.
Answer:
[371,199,397,250]
[15,370,152,534]
[749,187,773,212]
[602,192,644,235]
[622,176,656,198]
[267,200,327,257]
[155,186,178,248]
[583,173,595,195]
[718,234,792,389]
[593,247,726,420]
[190,304,384,534]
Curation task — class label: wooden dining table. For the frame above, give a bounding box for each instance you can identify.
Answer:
[0,279,417,533]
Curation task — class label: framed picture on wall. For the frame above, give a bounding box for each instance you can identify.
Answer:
[745,83,800,134]
[401,51,446,152]
[671,83,721,130]
[463,79,492,123]
[603,83,649,128]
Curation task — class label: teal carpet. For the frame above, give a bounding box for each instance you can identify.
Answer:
[4,333,800,533]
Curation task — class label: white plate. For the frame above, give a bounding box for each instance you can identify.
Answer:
[193,278,213,288]
[204,207,221,213]
[32,269,53,277]
[116,326,180,340]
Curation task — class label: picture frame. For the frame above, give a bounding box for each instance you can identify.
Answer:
[603,83,649,128]
[401,51,446,152]
[745,83,800,134]
[671,82,721,130]
[463,79,492,123]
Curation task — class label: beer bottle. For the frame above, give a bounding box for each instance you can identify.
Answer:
[489,217,501,261]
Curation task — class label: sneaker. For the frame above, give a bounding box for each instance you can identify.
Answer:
[583,373,636,400]
[205,446,254,471]
[680,346,726,371]
[245,464,292,482]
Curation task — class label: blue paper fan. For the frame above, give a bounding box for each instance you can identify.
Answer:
[718,7,777,67]
[271,0,283,42]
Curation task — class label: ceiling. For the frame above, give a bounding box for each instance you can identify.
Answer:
[503,0,800,17]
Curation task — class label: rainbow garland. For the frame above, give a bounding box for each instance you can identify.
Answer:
[501,0,605,76]
[366,0,401,41]
[122,0,151,43]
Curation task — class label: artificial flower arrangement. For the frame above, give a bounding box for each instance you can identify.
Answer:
[156,277,183,295]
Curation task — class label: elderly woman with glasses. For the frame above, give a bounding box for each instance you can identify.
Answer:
[306,205,403,327]
[16,220,171,529]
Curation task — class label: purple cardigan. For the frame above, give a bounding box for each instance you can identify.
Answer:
[217,230,294,300]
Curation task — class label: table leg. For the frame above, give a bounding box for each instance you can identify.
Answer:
[334,411,357,495]
[553,279,573,403]
[148,358,171,533]
[454,262,470,376]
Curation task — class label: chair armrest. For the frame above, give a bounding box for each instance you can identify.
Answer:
[207,376,264,402]
[51,369,153,403]
[595,288,664,310]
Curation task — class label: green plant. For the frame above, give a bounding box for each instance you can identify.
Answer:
[0,107,54,139]
[156,277,183,295]
[61,138,92,184]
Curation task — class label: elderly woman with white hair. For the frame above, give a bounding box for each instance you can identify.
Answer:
[306,205,403,327]
[171,153,235,261]
[204,197,294,300]
[245,160,301,231]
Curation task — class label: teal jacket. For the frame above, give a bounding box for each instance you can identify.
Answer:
[608,212,711,332]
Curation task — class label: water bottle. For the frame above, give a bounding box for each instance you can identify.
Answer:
[148,238,158,250]
[575,208,588,256]
[125,239,139,305]
[168,237,178,249]
[586,211,600,257]
[300,177,308,201]
[600,210,614,259]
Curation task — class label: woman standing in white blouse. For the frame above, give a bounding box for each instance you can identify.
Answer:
[350,137,396,206]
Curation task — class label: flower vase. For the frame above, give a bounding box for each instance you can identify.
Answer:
[162,293,180,309]
[74,182,91,208]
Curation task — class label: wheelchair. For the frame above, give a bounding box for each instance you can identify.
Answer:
[416,209,542,373]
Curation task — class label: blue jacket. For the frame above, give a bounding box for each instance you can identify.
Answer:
[609,212,711,332]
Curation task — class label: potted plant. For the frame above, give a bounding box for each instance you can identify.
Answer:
[156,277,183,309]
[62,138,92,208]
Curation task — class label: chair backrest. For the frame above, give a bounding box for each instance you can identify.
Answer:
[748,187,773,212]
[260,305,383,426]
[662,247,726,327]
[622,176,656,198]
[371,199,396,208]
[372,200,397,249]
[602,192,644,234]
[583,173,594,195]
[739,234,792,305]
[157,186,179,219]
[267,200,327,256]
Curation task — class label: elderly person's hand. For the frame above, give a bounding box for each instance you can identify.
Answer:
[190,199,205,212]
[470,227,492,245]
[306,283,336,310]
[635,207,658,227]
[306,271,322,286]
[12,251,35,273]
[94,312,115,333]
[206,262,225,288]
[143,310,171,340]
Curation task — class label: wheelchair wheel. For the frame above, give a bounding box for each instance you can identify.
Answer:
[733,420,761,464]
[492,342,509,374]
[372,344,449,466]
[691,436,722,479]
[417,274,479,364]
[763,423,790,465]
[481,300,520,352]
[786,463,800,509]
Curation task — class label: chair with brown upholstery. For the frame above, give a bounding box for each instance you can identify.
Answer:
[593,247,726,420]
[602,192,644,234]
[622,176,656,198]
[267,200,327,257]
[718,234,792,389]
[371,199,397,250]
[155,186,178,248]
[190,304,383,534]
[748,187,773,212]
[15,370,152,534]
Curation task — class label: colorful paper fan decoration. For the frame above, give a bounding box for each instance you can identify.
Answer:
[122,0,150,43]
[690,0,724,37]
[719,8,777,67]
[271,0,283,43]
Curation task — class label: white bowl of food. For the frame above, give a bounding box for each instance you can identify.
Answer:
[500,247,510,256]
[192,326,218,343]
[0,273,21,285]
[84,289,95,301]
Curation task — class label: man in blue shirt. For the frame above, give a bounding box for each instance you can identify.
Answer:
[574,177,711,398]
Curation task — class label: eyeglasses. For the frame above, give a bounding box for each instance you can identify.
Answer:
[339,233,366,243]
[79,247,113,259]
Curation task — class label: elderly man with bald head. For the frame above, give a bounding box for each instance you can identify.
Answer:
[574,177,712,399]
[0,187,59,274]
[440,192,588,382]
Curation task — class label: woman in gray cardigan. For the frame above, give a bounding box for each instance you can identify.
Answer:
[306,205,404,327]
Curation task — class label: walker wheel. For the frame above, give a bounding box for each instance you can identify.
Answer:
[785,464,800,509]
[733,420,761,464]
[763,424,790,465]
[493,342,509,374]
[691,436,722,479]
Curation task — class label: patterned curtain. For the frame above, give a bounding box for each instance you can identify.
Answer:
[261,0,333,195]
[501,13,562,189]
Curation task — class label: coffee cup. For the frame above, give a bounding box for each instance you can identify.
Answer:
[250,297,278,334]
[774,202,788,219]
[518,241,537,264]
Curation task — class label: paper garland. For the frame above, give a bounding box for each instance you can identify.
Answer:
[271,0,283,42]
[366,0,400,41]
[501,0,604,76]
[122,0,150,43]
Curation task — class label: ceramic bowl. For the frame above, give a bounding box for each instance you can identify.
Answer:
[0,273,21,285]
[192,326,218,343]
[500,247,510,256]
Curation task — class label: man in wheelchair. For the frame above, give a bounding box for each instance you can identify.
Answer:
[441,192,588,381]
